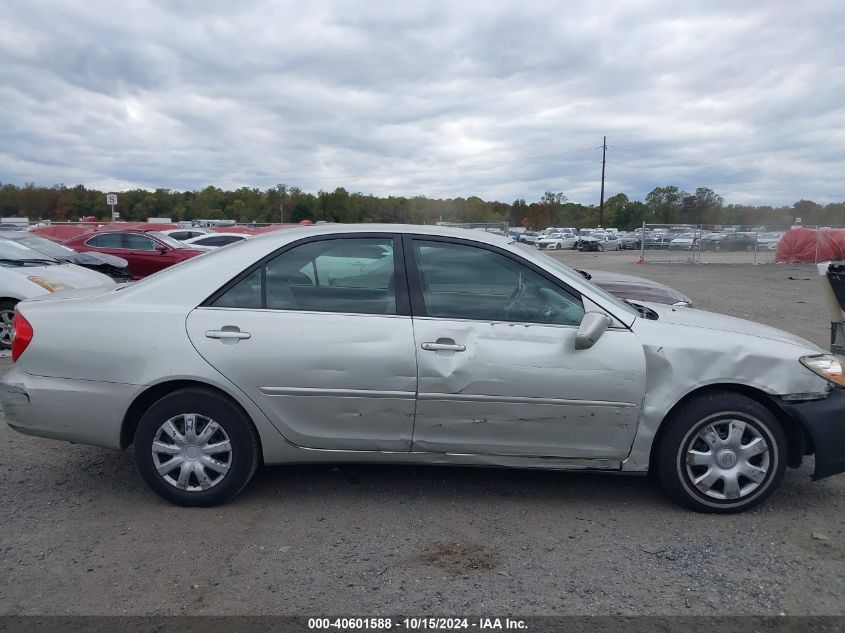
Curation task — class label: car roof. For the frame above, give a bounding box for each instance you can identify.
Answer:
[81,228,159,235]
[190,232,251,238]
[0,231,31,239]
[245,224,515,247]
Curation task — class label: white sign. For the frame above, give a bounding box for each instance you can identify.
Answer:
[113,212,120,219]
[795,217,802,224]
[106,194,118,206]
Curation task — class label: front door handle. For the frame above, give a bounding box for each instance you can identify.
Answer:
[205,326,251,344]
[421,339,466,352]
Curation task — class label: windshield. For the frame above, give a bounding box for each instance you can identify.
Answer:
[148,231,194,249]
[0,239,59,264]
[14,235,75,258]
[531,249,638,318]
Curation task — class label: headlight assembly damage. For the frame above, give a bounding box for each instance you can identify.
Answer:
[800,354,845,388]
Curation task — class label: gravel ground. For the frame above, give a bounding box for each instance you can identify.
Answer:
[1,259,843,616]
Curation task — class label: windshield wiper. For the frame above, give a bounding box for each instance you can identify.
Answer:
[0,257,57,266]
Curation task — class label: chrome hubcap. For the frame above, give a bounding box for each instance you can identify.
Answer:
[0,310,14,345]
[683,418,771,501]
[151,413,232,492]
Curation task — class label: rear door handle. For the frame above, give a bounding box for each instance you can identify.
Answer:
[421,340,466,352]
[205,326,251,343]
[206,330,250,339]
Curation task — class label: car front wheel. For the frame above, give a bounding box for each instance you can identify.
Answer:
[134,388,260,506]
[654,391,786,513]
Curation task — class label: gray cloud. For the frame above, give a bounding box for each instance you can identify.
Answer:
[1,0,843,204]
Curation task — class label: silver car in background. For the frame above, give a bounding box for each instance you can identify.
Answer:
[2,225,844,512]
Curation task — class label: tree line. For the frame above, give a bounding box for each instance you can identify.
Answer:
[1,182,843,230]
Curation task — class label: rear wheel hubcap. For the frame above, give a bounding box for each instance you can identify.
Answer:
[151,413,232,492]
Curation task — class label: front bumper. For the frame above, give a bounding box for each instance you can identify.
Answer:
[781,388,845,480]
[0,364,138,449]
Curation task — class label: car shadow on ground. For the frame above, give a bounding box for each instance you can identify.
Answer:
[12,437,835,517]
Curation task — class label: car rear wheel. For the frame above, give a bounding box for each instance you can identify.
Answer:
[134,388,260,506]
[654,391,786,513]
[0,299,18,350]
[597,244,604,252]
[555,243,561,250]
[713,243,722,252]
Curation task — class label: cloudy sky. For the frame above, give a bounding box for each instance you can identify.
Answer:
[1,0,843,205]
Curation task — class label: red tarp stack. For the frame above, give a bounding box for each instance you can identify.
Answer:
[776,228,845,263]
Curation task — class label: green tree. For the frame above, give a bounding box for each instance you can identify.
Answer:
[646,186,687,224]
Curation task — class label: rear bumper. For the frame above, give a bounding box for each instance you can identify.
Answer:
[781,388,845,480]
[0,364,138,449]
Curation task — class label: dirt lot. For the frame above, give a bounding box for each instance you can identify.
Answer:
[1,258,843,616]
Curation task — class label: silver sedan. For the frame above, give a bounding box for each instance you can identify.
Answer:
[2,225,844,512]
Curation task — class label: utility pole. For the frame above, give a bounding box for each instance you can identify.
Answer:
[599,135,607,227]
[279,196,284,224]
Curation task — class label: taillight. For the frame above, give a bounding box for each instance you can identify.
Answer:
[11,308,33,362]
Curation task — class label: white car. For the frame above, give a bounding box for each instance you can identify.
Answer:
[159,228,213,242]
[182,233,252,249]
[537,232,578,250]
[0,240,114,349]
[519,231,540,245]
[757,232,783,251]
[668,233,707,250]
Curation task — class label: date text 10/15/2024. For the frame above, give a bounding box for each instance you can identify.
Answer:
[308,617,528,630]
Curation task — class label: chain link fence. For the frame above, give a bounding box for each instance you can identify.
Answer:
[629,223,845,265]
[436,221,511,237]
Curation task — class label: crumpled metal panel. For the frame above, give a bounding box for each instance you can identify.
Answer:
[623,303,829,471]
[411,319,647,459]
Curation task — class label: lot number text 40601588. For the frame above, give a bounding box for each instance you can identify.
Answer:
[308,617,528,630]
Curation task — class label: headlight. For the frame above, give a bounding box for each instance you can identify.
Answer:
[28,276,71,293]
[800,354,845,387]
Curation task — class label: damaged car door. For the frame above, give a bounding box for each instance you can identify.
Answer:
[186,235,417,451]
[406,237,647,459]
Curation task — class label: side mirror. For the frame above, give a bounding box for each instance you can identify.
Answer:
[156,245,168,254]
[574,312,611,350]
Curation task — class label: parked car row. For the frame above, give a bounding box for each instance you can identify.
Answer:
[0,239,116,349]
[613,231,784,252]
[0,226,258,349]
[468,227,785,253]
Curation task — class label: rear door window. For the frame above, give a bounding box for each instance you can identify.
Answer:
[211,237,398,315]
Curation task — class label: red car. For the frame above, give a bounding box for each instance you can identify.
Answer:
[62,230,205,279]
